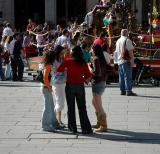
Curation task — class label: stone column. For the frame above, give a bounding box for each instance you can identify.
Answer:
[0,0,5,22]
[136,0,142,25]
[2,0,15,27]
[45,0,57,25]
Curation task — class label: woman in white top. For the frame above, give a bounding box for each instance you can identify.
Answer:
[51,45,66,128]
[4,36,15,79]
[36,30,45,56]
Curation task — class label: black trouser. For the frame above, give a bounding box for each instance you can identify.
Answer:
[65,83,92,132]
[11,56,24,81]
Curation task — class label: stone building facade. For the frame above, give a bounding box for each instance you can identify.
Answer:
[0,0,98,28]
[0,0,158,29]
[0,0,14,25]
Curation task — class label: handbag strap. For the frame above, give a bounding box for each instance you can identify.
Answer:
[124,38,127,51]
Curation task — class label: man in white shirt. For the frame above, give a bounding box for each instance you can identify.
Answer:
[55,29,71,49]
[115,29,137,96]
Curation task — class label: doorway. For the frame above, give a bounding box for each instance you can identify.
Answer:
[57,0,86,27]
[14,0,45,31]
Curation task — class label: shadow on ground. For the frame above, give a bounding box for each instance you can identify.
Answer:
[78,129,160,144]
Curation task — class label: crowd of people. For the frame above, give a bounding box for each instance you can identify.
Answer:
[0,0,138,134]
[40,28,137,134]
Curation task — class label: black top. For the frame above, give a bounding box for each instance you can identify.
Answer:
[13,40,22,56]
[92,58,108,83]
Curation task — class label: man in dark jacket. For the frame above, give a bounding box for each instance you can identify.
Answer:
[11,33,24,81]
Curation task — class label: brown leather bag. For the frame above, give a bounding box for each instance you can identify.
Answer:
[122,39,130,61]
[2,51,10,64]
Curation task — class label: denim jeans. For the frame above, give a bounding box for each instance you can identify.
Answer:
[41,86,57,130]
[0,57,5,80]
[5,62,12,80]
[65,84,92,132]
[118,62,132,93]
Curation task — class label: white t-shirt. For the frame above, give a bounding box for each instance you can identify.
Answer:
[115,36,134,65]
[103,52,111,64]
[2,27,14,37]
[55,35,71,49]
[36,35,44,48]
[4,39,16,55]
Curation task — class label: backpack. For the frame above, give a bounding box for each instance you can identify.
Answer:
[35,69,44,83]
[35,65,51,83]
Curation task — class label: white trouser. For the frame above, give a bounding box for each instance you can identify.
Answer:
[52,83,65,112]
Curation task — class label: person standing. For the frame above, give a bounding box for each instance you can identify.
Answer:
[55,29,71,49]
[81,42,91,63]
[54,25,62,41]
[51,45,66,128]
[4,36,14,80]
[115,29,137,96]
[57,46,92,134]
[90,45,108,132]
[36,29,45,56]
[2,23,14,38]
[41,50,58,132]
[0,44,5,81]
[11,33,24,81]
[93,32,106,46]
[22,32,33,58]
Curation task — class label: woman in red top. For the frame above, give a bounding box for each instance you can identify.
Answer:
[57,46,92,134]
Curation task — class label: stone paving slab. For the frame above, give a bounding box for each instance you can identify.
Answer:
[29,133,77,139]
[0,80,160,154]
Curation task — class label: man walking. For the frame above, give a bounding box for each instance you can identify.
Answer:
[115,29,137,96]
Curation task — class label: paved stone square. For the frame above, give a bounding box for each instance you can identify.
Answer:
[0,77,160,154]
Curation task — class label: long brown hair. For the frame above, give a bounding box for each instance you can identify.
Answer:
[42,50,55,65]
[71,46,86,65]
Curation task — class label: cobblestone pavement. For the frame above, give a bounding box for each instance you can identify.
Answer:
[0,77,160,154]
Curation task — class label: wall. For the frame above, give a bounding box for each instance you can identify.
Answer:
[45,0,57,25]
[0,0,14,26]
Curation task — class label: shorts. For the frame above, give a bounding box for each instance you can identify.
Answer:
[92,81,106,96]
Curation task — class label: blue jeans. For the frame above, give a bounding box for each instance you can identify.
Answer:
[118,62,132,93]
[0,57,5,80]
[41,87,57,130]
